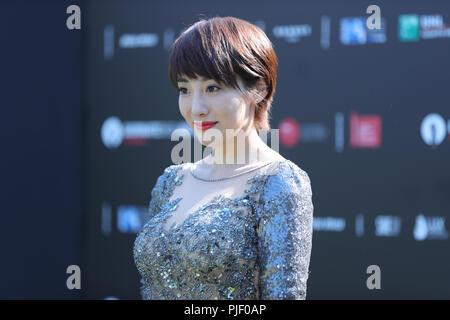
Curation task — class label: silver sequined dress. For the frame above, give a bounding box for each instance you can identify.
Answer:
[133,159,314,300]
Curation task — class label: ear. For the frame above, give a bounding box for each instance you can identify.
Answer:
[254,79,268,103]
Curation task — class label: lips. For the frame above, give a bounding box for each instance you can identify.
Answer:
[194,121,218,131]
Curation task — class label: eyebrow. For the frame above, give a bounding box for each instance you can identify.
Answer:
[177,76,209,83]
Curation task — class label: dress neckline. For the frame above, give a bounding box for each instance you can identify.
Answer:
[160,158,287,234]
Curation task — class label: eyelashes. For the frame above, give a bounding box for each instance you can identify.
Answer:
[178,87,188,94]
[207,85,221,93]
[178,85,221,95]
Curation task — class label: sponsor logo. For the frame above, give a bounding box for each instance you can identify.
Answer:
[420,113,450,147]
[117,206,143,233]
[349,111,382,149]
[313,217,346,232]
[272,24,312,43]
[101,116,191,149]
[399,14,450,42]
[104,25,114,60]
[398,14,419,42]
[413,214,448,241]
[340,17,386,45]
[119,33,159,48]
[375,215,401,237]
[420,14,450,39]
[355,213,365,237]
[279,118,328,148]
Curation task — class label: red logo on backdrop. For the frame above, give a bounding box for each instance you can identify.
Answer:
[279,118,301,147]
[349,111,382,148]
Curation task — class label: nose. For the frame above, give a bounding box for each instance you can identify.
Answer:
[191,91,209,118]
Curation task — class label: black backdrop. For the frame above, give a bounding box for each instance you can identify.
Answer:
[83,0,450,299]
[1,0,81,299]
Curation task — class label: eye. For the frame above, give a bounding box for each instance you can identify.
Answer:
[178,87,188,95]
[207,85,220,93]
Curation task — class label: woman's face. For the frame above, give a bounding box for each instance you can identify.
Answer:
[177,74,255,147]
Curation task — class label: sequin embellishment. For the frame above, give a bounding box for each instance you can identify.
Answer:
[133,159,314,300]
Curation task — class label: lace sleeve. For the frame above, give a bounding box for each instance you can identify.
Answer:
[256,162,314,300]
[147,167,170,218]
[137,166,171,299]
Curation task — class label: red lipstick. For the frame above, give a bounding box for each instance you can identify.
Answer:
[194,121,218,131]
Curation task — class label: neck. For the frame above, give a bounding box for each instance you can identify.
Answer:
[204,129,272,168]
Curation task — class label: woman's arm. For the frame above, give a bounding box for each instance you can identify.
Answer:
[137,166,172,299]
[147,166,171,218]
[256,162,314,300]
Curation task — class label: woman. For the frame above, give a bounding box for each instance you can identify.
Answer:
[134,16,314,300]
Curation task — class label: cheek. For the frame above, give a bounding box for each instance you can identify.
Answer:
[216,97,236,114]
[217,95,241,113]
[179,101,190,120]
[217,104,246,131]
[226,97,248,121]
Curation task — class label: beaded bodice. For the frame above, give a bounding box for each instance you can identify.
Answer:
[133,159,313,300]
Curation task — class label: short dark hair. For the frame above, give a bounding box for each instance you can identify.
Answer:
[168,16,278,131]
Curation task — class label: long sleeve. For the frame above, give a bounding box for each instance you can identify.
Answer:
[256,163,314,300]
[147,167,170,218]
[137,166,170,299]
